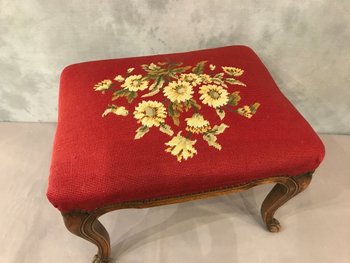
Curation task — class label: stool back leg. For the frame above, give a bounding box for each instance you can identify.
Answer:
[62,212,111,263]
[261,172,313,232]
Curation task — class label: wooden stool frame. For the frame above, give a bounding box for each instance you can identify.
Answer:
[62,172,313,263]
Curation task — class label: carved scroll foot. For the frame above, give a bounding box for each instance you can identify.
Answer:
[267,218,281,233]
[62,212,111,263]
[261,173,313,232]
[92,254,109,263]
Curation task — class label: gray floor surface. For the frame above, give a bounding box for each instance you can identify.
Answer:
[1,122,349,263]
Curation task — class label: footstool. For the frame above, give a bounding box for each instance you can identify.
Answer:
[47,45,325,262]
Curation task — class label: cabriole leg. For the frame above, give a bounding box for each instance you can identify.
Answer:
[261,173,313,232]
[62,212,111,263]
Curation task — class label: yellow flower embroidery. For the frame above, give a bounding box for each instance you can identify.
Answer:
[121,75,149,91]
[163,80,193,103]
[102,105,128,117]
[148,63,161,70]
[199,74,213,84]
[237,103,260,119]
[237,106,253,118]
[134,100,167,127]
[222,67,244,76]
[199,84,229,108]
[165,132,197,162]
[185,113,211,134]
[114,75,124,82]
[179,73,202,86]
[94,80,112,91]
[94,60,260,162]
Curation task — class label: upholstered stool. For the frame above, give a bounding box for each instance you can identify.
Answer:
[47,45,325,263]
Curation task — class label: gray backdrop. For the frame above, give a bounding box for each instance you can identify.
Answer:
[1,0,349,133]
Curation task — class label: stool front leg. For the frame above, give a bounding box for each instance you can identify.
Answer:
[261,172,313,232]
[62,212,111,263]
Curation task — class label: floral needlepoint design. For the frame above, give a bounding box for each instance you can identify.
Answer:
[202,123,229,150]
[199,74,213,84]
[133,100,172,139]
[102,105,129,117]
[237,103,261,119]
[199,84,229,108]
[94,80,112,92]
[122,75,149,92]
[134,100,167,127]
[165,132,197,162]
[164,80,194,103]
[222,66,244,76]
[185,114,211,134]
[179,73,201,86]
[94,60,260,162]
[114,75,124,82]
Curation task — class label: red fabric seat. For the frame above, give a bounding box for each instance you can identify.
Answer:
[47,45,325,212]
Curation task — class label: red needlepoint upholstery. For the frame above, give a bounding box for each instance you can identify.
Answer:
[47,45,325,212]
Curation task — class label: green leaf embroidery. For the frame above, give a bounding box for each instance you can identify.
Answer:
[189,99,201,111]
[216,108,225,120]
[168,102,175,116]
[203,133,222,150]
[172,66,192,73]
[142,78,165,98]
[250,102,260,113]
[141,88,160,98]
[228,91,241,106]
[212,77,228,88]
[127,91,137,103]
[112,89,129,101]
[135,125,150,140]
[211,123,229,135]
[225,78,246,86]
[192,61,207,74]
[167,102,181,126]
[172,116,180,126]
[214,73,224,79]
[159,124,174,136]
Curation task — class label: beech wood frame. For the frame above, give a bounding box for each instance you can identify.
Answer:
[61,172,313,263]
